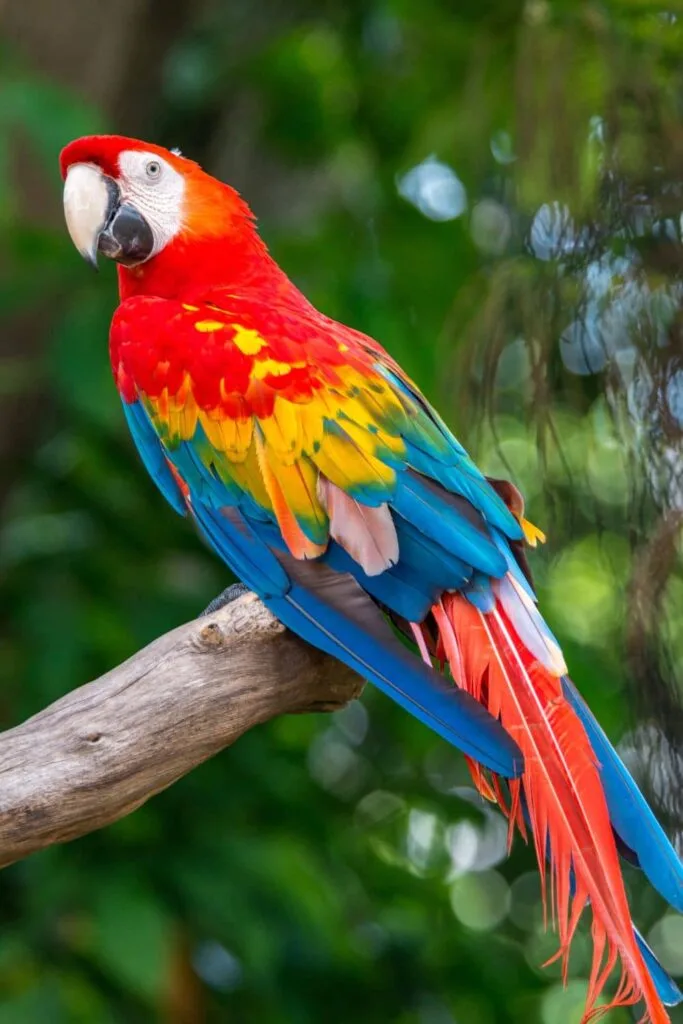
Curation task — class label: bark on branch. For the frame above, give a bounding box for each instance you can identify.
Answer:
[0,593,364,868]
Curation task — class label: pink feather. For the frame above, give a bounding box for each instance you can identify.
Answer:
[317,476,398,576]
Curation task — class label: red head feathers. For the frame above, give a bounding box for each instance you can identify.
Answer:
[60,134,272,299]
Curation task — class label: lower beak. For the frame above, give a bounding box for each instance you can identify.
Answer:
[63,163,154,268]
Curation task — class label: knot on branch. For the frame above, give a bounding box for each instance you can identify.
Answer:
[195,592,285,652]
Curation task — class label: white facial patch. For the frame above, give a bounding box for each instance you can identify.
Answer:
[117,150,186,258]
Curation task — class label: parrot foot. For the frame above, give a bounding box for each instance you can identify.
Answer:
[201,582,250,616]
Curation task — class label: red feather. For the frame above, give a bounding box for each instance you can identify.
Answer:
[434,594,669,1023]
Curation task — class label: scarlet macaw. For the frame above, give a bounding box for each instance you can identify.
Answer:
[60,135,682,1022]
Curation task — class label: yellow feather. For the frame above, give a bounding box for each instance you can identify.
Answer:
[335,394,374,428]
[314,430,396,495]
[194,319,225,333]
[337,407,406,460]
[231,325,266,355]
[255,433,328,556]
[252,358,295,380]
[521,517,547,547]
[207,438,272,511]
[157,387,169,419]
[200,414,226,451]
[299,403,326,454]
[167,403,198,441]
[200,412,253,461]
[258,396,301,463]
[166,379,198,440]
[352,377,409,431]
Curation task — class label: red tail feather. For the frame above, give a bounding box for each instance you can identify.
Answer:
[430,593,670,1024]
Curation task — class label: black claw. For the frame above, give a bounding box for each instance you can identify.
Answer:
[201,582,250,616]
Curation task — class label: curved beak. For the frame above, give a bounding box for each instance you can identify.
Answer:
[63,163,154,269]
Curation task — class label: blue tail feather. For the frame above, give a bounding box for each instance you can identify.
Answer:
[634,925,682,1006]
[562,676,683,913]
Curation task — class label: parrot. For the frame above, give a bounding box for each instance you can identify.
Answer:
[60,135,683,1023]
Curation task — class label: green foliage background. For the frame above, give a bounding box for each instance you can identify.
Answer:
[1,1,682,1022]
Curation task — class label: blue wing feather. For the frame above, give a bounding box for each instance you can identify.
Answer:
[393,473,508,578]
[376,365,522,539]
[122,400,186,516]
[322,515,475,622]
[193,504,290,599]
[268,572,522,777]
[323,543,435,622]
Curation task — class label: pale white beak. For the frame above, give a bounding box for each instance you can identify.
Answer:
[63,162,114,268]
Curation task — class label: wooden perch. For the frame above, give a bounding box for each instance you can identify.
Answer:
[0,593,363,868]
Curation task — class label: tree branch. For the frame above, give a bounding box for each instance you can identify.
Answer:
[0,593,363,868]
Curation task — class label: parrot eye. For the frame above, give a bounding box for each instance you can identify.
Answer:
[145,160,162,181]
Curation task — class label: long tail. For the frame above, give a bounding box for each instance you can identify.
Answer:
[430,591,672,1024]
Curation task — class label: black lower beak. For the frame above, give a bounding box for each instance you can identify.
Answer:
[98,202,155,267]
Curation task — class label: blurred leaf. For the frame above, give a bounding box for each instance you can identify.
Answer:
[0,982,63,1024]
[1,72,103,174]
[49,287,121,428]
[88,881,173,1003]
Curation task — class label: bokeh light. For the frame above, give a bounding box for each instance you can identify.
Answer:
[449,870,511,932]
[397,157,467,222]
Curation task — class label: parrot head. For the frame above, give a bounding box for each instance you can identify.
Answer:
[60,135,266,294]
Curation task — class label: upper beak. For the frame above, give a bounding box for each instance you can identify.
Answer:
[63,163,154,269]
